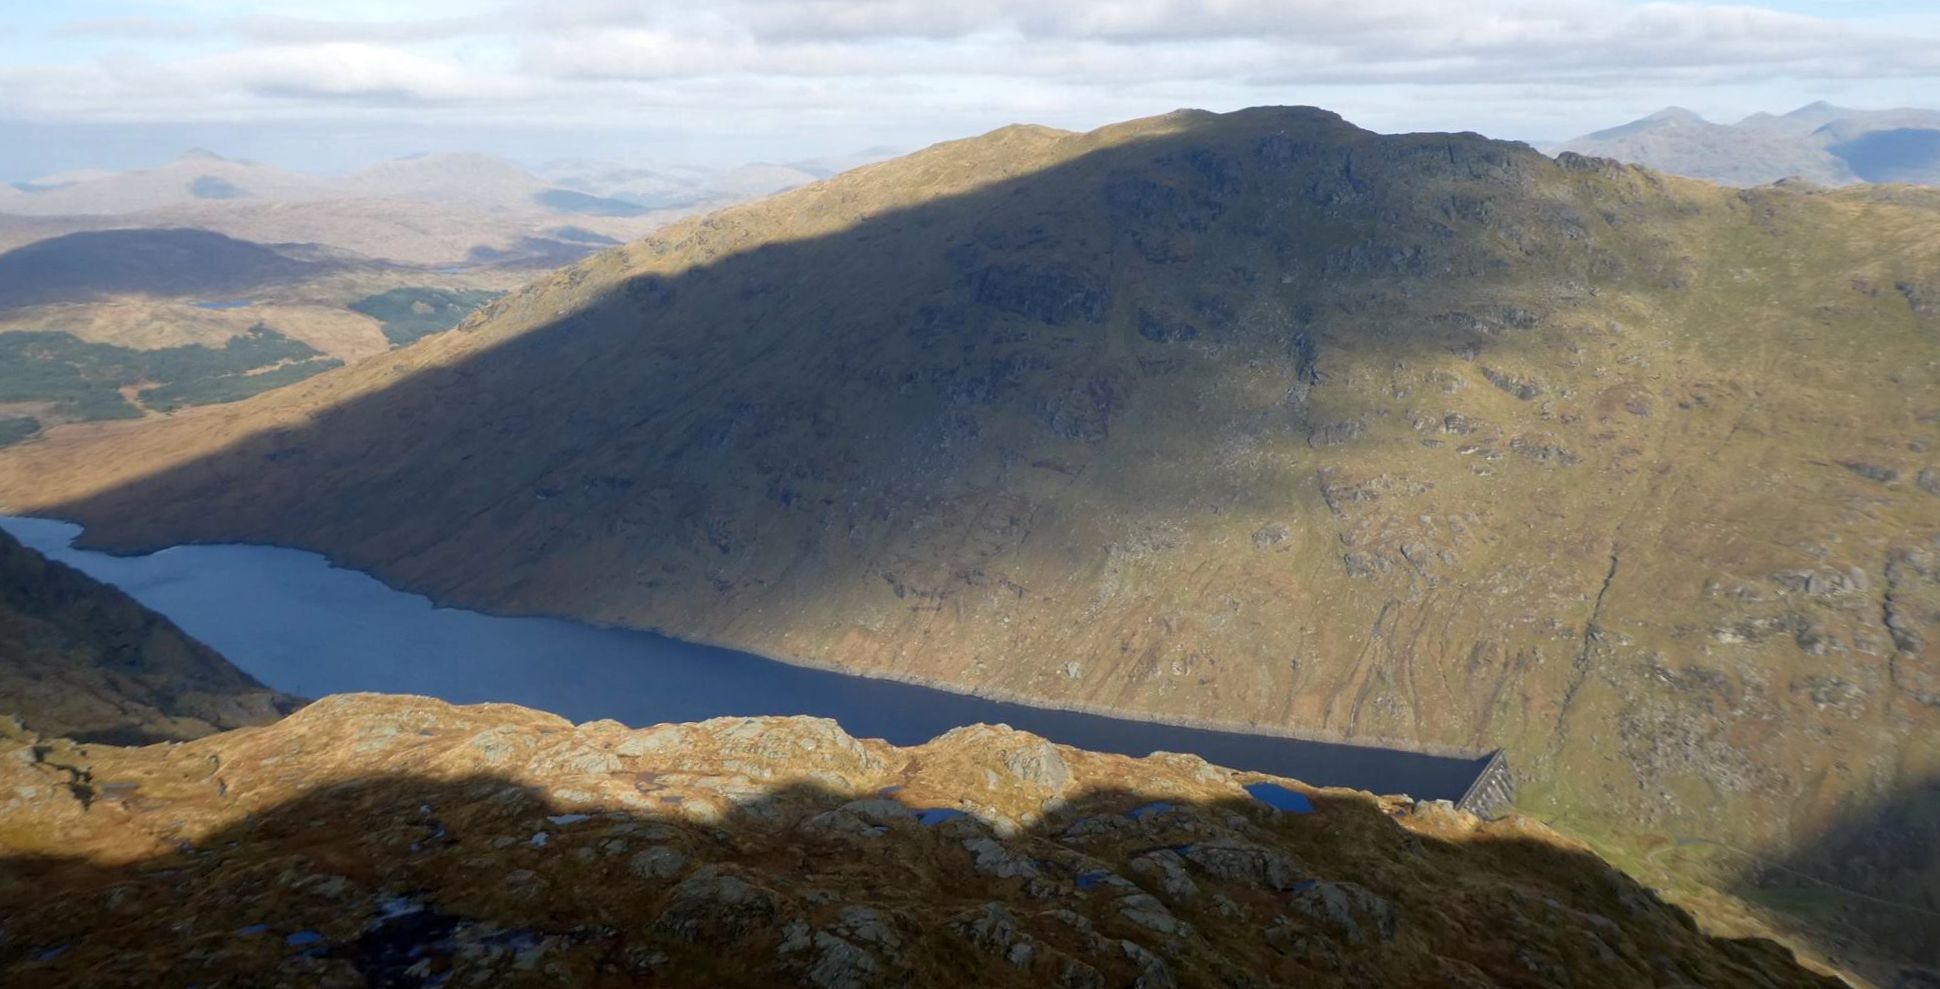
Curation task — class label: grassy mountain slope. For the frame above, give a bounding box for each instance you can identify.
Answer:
[2,106,1938,970]
[0,527,296,744]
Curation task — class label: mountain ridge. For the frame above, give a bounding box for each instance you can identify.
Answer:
[0,692,1852,988]
[1555,102,1940,186]
[2,105,1937,974]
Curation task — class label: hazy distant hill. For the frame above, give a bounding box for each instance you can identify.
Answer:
[4,146,895,224]
[0,146,890,271]
[342,151,558,212]
[792,144,904,178]
[538,159,725,210]
[3,150,333,215]
[6,107,1940,975]
[1554,101,1940,186]
[705,161,826,198]
[540,148,899,211]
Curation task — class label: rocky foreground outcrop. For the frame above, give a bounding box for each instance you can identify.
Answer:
[1,694,1840,988]
[0,527,297,743]
[8,109,1938,961]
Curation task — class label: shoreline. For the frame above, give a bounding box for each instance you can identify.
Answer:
[7,511,1498,765]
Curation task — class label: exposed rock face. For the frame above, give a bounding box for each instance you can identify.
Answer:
[0,695,1844,988]
[0,527,297,743]
[3,106,1939,966]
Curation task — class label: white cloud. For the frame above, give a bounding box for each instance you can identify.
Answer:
[191,43,515,103]
[6,0,1939,154]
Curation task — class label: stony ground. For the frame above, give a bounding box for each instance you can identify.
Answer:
[3,106,1938,973]
[0,693,1845,988]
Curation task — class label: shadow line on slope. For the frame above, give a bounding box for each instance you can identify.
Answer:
[0,106,1670,749]
[1718,772,1940,984]
[0,765,1843,988]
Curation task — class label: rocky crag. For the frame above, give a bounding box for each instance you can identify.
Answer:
[0,693,1848,988]
[1,107,1938,971]
[0,526,296,743]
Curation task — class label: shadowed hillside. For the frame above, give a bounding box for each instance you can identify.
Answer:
[0,694,1847,988]
[2,106,1938,967]
[0,228,320,309]
[1738,775,1940,982]
[0,527,297,743]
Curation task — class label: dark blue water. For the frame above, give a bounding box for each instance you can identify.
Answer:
[1,515,1491,800]
[1243,782,1315,813]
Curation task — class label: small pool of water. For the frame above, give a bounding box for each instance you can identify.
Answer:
[1243,782,1316,813]
[2,515,1493,801]
[191,299,253,310]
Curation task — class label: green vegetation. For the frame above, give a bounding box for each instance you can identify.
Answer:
[0,325,339,421]
[11,108,1940,976]
[141,358,343,411]
[348,287,501,346]
[0,416,38,448]
[0,333,144,420]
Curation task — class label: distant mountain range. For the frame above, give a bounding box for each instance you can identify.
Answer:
[3,147,900,220]
[8,105,1938,978]
[1552,101,1940,187]
[0,144,901,451]
[0,146,900,271]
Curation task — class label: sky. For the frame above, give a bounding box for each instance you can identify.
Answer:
[2,0,1938,180]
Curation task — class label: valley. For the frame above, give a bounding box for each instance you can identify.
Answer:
[0,234,519,444]
[0,148,900,445]
[1,515,1500,806]
[3,105,1937,982]
[10,0,1940,983]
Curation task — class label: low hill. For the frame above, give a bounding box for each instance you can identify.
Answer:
[3,105,1938,972]
[342,151,552,211]
[0,526,296,744]
[1,149,332,216]
[0,199,670,269]
[0,228,318,309]
[0,693,1845,987]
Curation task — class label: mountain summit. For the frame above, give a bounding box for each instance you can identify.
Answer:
[3,105,1938,972]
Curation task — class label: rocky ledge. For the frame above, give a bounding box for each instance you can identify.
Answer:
[0,694,1840,988]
